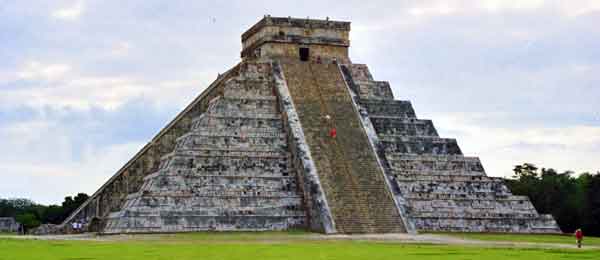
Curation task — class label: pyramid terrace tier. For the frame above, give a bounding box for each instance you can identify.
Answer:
[412,216,560,233]
[370,117,439,137]
[173,134,287,151]
[361,100,417,118]
[413,212,541,220]
[222,78,277,99]
[394,177,510,195]
[353,81,394,100]
[156,156,292,177]
[120,195,304,209]
[408,197,539,215]
[104,214,307,234]
[402,192,507,201]
[125,189,300,199]
[192,115,284,130]
[158,150,290,165]
[339,64,395,100]
[192,110,282,121]
[179,129,287,140]
[397,188,514,203]
[384,154,486,173]
[197,98,280,117]
[392,174,509,182]
[116,202,305,216]
[138,175,300,194]
[379,136,462,155]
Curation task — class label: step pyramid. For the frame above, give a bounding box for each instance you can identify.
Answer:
[62,16,560,234]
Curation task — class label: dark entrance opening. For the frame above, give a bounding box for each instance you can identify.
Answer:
[299,47,309,61]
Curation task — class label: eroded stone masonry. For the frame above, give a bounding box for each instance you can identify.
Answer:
[62,16,561,234]
[0,217,20,233]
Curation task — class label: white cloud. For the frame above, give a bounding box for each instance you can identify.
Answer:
[403,0,545,18]
[478,0,546,12]
[557,1,600,17]
[0,141,143,204]
[5,60,216,111]
[52,1,85,21]
[0,116,145,204]
[109,41,133,57]
[408,3,457,17]
[369,0,598,24]
[17,61,72,81]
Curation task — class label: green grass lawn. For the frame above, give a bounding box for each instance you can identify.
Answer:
[1,232,599,260]
[438,232,600,247]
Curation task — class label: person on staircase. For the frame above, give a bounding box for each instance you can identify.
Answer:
[323,114,336,138]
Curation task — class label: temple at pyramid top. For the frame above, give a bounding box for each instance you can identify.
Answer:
[241,15,351,62]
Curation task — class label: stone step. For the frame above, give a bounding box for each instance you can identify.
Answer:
[379,136,462,155]
[103,215,306,234]
[385,154,485,172]
[370,117,438,137]
[281,61,407,234]
[360,100,417,118]
[192,115,284,129]
[103,61,308,233]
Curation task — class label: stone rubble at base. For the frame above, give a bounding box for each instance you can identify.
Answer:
[0,217,20,233]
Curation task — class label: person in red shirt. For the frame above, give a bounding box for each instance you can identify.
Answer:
[329,128,337,138]
[575,228,583,248]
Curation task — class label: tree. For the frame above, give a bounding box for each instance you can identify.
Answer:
[513,163,538,179]
[41,205,66,224]
[15,213,40,232]
[61,193,89,220]
[1,193,89,226]
[583,173,600,236]
[506,163,600,234]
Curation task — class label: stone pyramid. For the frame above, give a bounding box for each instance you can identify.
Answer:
[63,16,561,234]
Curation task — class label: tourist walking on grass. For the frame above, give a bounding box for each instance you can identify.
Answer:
[575,228,583,248]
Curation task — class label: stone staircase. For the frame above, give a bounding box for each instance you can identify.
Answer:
[103,62,307,233]
[280,61,406,233]
[340,63,561,233]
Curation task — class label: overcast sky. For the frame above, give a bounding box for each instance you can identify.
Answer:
[1,1,599,204]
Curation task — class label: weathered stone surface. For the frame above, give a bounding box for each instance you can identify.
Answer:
[340,63,561,233]
[272,61,336,233]
[62,66,238,228]
[0,217,20,233]
[280,61,406,234]
[62,16,560,234]
[29,224,61,235]
[103,62,307,233]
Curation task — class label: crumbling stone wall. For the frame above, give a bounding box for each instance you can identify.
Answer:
[340,63,561,233]
[0,217,20,233]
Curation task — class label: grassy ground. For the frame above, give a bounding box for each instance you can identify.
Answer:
[438,232,600,247]
[1,232,599,260]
